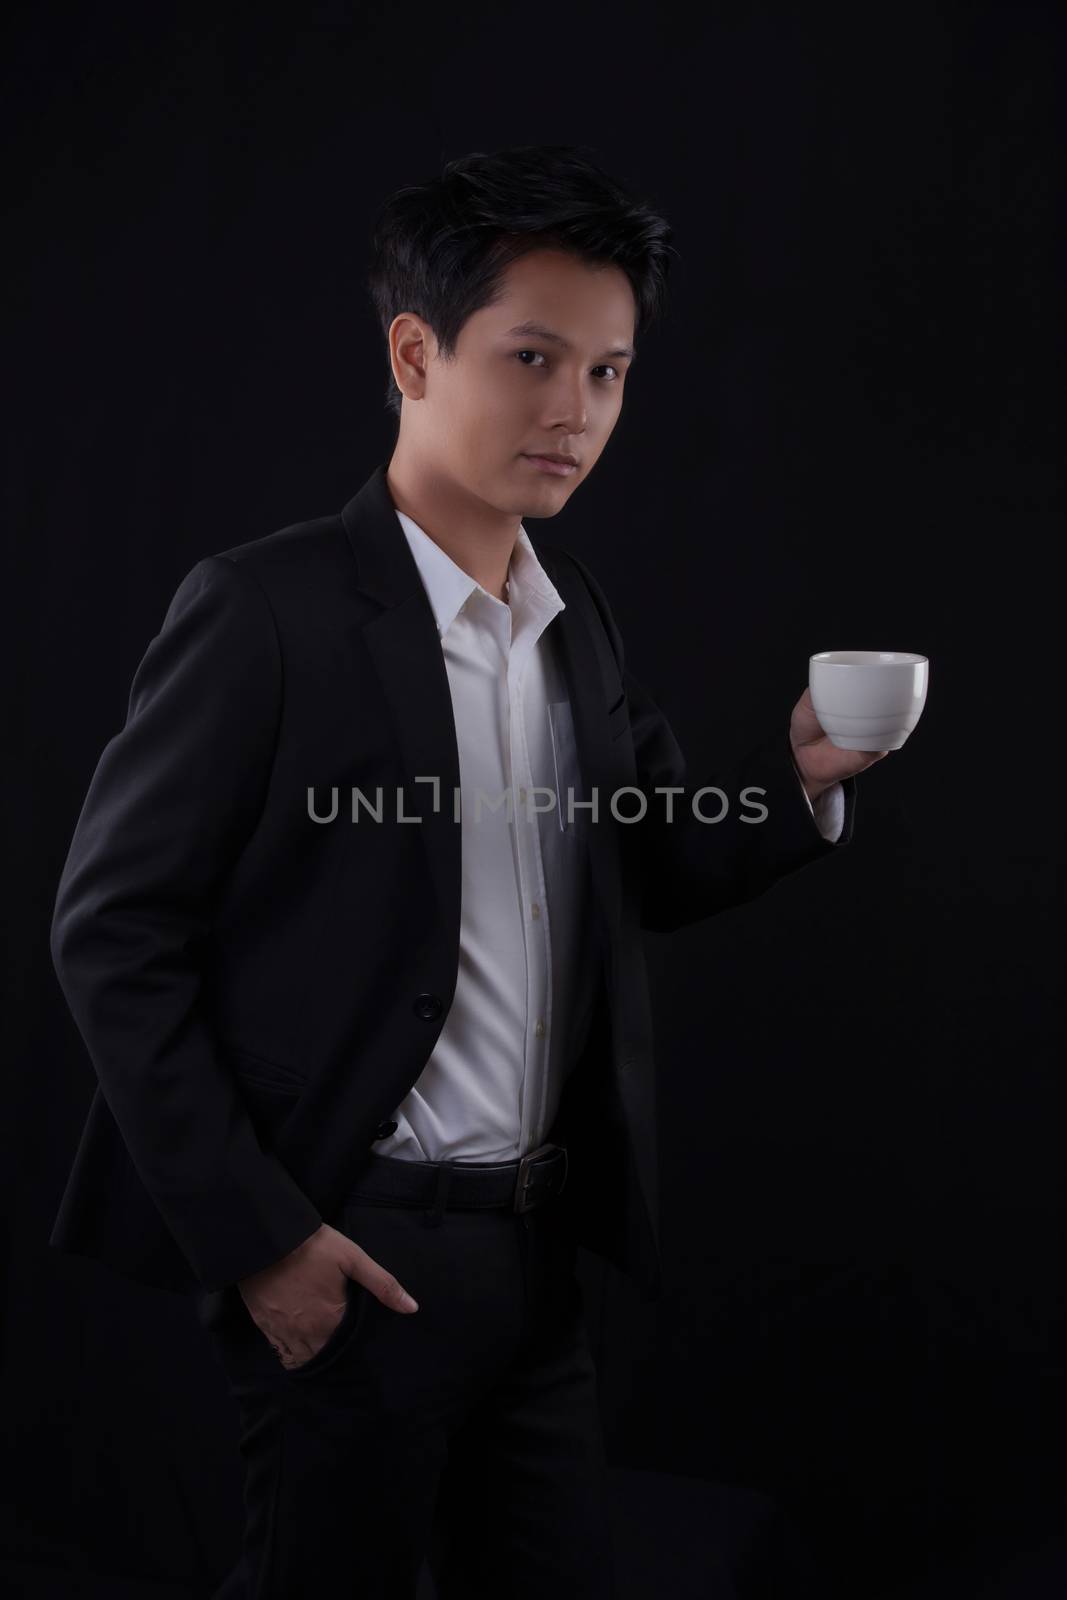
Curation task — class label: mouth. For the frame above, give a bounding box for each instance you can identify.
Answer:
[522,454,578,477]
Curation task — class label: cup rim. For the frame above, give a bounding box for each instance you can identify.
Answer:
[810,651,927,667]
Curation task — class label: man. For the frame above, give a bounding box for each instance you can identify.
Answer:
[49,145,886,1598]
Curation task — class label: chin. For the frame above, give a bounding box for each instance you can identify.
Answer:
[519,496,568,519]
[520,477,579,513]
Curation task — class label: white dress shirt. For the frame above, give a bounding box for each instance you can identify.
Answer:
[376,510,843,1165]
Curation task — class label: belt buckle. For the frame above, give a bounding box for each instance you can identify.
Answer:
[513,1142,568,1214]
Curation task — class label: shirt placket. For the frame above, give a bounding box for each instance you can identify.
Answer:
[505,627,553,1154]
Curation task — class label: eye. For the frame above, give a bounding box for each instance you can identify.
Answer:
[514,350,620,382]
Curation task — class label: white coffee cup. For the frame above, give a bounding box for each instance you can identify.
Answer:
[809,651,929,751]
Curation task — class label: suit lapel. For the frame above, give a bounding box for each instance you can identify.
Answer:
[532,544,624,961]
[340,462,622,963]
[341,464,462,958]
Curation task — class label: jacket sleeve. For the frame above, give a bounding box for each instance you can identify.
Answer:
[49,555,323,1290]
[565,550,857,934]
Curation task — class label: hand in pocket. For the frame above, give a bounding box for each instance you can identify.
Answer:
[237,1221,419,1370]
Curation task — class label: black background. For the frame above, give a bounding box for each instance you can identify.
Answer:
[4,3,1064,1596]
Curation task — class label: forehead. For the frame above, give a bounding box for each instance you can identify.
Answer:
[482,248,636,349]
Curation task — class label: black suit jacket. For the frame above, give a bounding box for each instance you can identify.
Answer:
[48,460,856,1303]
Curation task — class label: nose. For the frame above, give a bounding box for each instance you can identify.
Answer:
[544,375,588,438]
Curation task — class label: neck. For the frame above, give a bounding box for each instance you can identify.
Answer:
[385,450,520,603]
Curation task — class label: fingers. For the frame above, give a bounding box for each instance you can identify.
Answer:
[271,1286,346,1367]
[344,1243,419,1313]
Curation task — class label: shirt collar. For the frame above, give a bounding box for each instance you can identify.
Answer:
[394,509,564,638]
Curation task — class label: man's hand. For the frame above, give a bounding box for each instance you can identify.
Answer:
[237,1222,419,1371]
[789,687,891,803]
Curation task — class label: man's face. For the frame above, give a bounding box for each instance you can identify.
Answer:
[389,247,636,516]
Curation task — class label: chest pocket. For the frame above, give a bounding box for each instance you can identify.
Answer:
[606,688,630,742]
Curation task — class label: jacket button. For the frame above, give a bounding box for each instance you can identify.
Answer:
[374,1119,398,1139]
[413,992,442,1020]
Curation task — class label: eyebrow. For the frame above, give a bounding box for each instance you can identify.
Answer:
[504,320,636,362]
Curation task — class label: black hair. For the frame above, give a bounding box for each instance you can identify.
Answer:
[365,143,678,421]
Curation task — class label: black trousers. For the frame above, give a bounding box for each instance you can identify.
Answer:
[195,1162,617,1599]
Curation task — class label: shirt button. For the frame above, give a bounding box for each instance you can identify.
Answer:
[534,1019,545,1038]
[531,902,540,918]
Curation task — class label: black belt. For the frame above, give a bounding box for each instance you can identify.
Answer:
[342,1141,569,1225]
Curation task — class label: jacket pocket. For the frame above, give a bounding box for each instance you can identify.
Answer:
[607,692,630,740]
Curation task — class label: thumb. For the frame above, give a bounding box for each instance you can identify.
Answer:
[343,1243,419,1314]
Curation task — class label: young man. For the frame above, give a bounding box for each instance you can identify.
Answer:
[49,144,885,1598]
